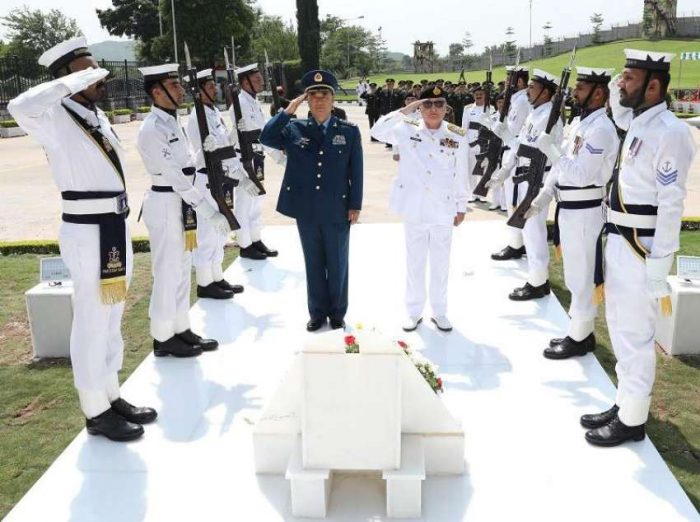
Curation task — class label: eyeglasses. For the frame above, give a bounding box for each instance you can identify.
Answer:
[421,100,446,109]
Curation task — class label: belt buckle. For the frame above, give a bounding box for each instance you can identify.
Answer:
[115,193,129,215]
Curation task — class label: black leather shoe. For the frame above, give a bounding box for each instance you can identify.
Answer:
[153,336,202,358]
[215,279,244,294]
[197,283,234,300]
[585,414,645,447]
[580,404,619,429]
[543,333,596,360]
[307,318,326,332]
[549,337,565,347]
[491,245,526,261]
[239,245,267,260]
[111,397,158,425]
[253,240,278,257]
[176,329,219,351]
[86,408,144,442]
[329,318,346,330]
[509,281,551,301]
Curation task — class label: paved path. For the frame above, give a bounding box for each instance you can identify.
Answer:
[1,104,699,241]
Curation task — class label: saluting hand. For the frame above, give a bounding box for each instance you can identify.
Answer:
[453,212,466,227]
[400,99,423,115]
[348,210,360,225]
[285,93,307,115]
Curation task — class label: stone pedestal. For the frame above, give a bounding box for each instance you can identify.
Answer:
[656,276,700,356]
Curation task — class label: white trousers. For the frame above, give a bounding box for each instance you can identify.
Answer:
[504,171,524,249]
[559,207,603,340]
[404,222,453,318]
[235,189,263,249]
[605,234,656,426]
[193,172,226,285]
[513,179,549,286]
[490,184,506,209]
[143,191,192,342]
[59,222,132,394]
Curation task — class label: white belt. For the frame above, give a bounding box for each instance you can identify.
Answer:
[606,208,657,229]
[555,186,606,202]
[62,194,128,215]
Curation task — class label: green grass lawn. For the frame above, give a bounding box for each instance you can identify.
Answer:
[342,38,700,91]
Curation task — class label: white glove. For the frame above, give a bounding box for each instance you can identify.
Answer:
[203,135,217,153]
[61,67,110,94]
[485,166,510,189]
[235,116,249,132]
[239,176,260,197]
[524,190,554,219]
[196,202,230,235]
[492,121,513,142]
[535,132,563,166]
[477,113,493,130]
[645,254,674,299]
[607,73,633,131]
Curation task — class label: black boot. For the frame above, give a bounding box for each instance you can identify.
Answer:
[215,279,244,294]
[585,413,645,447]
[491,245,526,261]
[329,317,346,330]
[197,282,234,300]
[307,317,326,332]
[253,240,278,257]
[239,244,267,260]
[111,397,158,424]
[153,336,202,358]
[543,333,596,360]
[509,281,551,301]
[86,408,144,442]
[580,404,619,429]
[176,329,219,351]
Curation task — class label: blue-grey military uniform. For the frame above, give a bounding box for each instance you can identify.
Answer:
[260,70,363,323]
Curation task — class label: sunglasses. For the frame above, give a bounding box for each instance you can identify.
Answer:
[422,100,446,109]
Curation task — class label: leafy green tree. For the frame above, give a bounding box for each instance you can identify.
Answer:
[96,0,161,62]
[543,22,553,57]
[0,7,82,62]
[250,15,298,62]
[590,13,604,44]
[320,25,376,78]
[296,0,320,72]
[503,26,517,62]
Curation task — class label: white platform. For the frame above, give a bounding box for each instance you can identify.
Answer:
[5,222,699,522]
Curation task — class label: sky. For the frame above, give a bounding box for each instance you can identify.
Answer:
[0,0,698,56]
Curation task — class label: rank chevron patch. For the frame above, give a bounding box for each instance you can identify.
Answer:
[584,142,604,155]
[657,159,679,186]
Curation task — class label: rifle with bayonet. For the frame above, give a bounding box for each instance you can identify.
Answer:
[471,50,521,198]
[471,55,494,177]
[224,37,266,196]
[264,49,282,115]
[506,47,576,229]
[183,42,240,231]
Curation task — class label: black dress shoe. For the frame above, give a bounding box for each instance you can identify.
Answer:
[86,408,144,442]
[329,318,345,330]
[580,404,619,429]
[215,279,244,294]
[111,397,158,425]
[197,283,234,300]
[509,281,551,301]
[491,245,526,261]
[176,329,219,351]
[253,240,278,257]
[153,336,202,358]
[543,333,596,360]
[307,318,326,332]
[239,245,267,260]
[585,414,645,447]
[549,337,565,347]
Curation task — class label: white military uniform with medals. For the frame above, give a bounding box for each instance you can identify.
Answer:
[605,51,697,426]
[371,108,470,320]
[8,40,131,418]
[461,101,494,200]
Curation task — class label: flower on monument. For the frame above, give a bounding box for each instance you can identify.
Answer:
[344,335,356,345]
[355,323,364,330]
[344,335,359,354]
[394,340,443,394]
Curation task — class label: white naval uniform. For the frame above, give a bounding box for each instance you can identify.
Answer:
[8,74,131,416]
[137,107,207,342]
[187,104,243,285]
[540,107,619,340]
[391,109,420,158]
[461,103,494,200]
[490,110,506,210]
[606,101,696,426]
[370,110,470,318]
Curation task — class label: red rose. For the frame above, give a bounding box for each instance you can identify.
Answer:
[397,340,408,349]
[437,377,443,388]
[344,335,356,345]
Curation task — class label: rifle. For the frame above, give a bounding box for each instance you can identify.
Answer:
[183,42,240,231]
[507,47,576,229]
[471,49,521,198]
[224,36,266,196]
[264,49,282,115]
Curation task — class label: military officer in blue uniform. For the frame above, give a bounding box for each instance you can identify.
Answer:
[260,69,363,331]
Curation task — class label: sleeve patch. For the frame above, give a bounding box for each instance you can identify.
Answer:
[584,142,604,155]
[656,158,678,186]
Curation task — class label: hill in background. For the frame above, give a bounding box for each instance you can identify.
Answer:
[90,40,137,62]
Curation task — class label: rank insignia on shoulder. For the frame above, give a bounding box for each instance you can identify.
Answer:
[447,123,465,136]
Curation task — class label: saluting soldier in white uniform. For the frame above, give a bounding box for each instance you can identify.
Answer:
[581,50,697,446]
[9,38,156,442]
[525,67,619,359]
[391,90,420,161]
[489,66,531,260]
[137,64,225,358]
[461,84,494,203]
[371,86,470,333]
[228,63,282,260]
[487,69,563,301]
[186,69,257,300]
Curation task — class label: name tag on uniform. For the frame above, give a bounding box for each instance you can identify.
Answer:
[332,134,346,146]
[410,136,422,142]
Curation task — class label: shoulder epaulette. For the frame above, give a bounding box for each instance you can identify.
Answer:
[337,119,357,127]
[447,123,466,136]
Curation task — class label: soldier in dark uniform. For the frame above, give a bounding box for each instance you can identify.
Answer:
[361,82,381,141]
[379,78,404,149]
[260,70,363,332]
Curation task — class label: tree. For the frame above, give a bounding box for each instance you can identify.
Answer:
[461,32,473,52]
[96,0,160,62]
[503,27,517,62]
[296,0,320,72]
[590,13,604,44]
[249,15,298,62]
[448,43,464,71]
[320,24,376,78]
[1,7,82,62]
[542,22,553,57]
